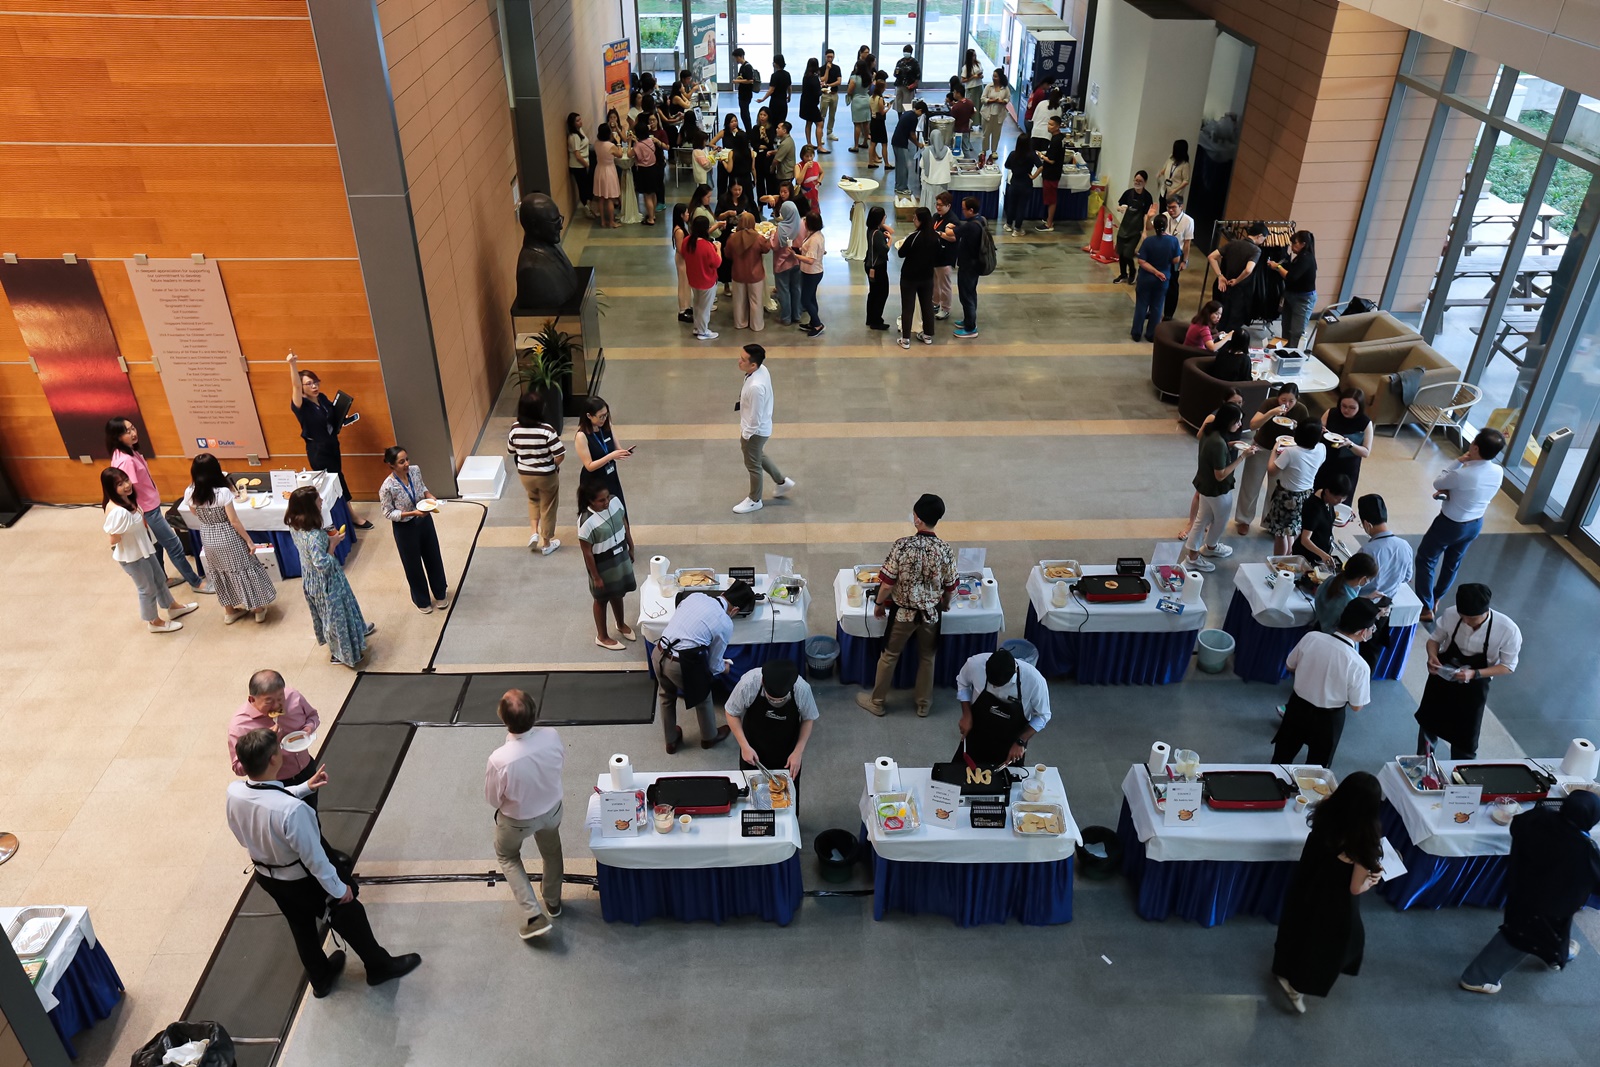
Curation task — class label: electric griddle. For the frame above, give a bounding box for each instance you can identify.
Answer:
[1201,770,1295,810]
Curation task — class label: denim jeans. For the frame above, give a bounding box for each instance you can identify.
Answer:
[774,266,803,324]
[144,504,203,587]
[1414,513,1483,610]
[800,270,823,327]
[1462,931,1538,988]
[1282,289,1317,346]
[1005,181,1030,230]
[893,143,916,194]
[956,266,978,331]
[120,553,174,622]
[1132,275,1168,340]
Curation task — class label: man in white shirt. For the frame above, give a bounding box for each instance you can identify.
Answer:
[733,344,795,514]
[1353,494,1413,670]
[1414,584,1522,760]
[1273,599,1379,766]
[1159,194,1195,321]
[226,729,420,996]
[955,649,1052,766]
[725,658,818,777]
[485,689,565,939]
[1415,429,1506,621]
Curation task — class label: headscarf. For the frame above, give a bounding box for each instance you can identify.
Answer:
[777,200,802,247]
[737,211,756,232]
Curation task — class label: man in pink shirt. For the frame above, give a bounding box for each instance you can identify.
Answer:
[485,689,565,939]
[228,670,322,802]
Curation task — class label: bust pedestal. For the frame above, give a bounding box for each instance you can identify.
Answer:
[511,265,602,418]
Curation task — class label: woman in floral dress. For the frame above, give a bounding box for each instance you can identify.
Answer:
[285,485,373,667]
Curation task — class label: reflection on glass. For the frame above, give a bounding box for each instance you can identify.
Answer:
[881,5,915,60]
[969,0,1007,80]
[784,0,826,79]
[639,0,686,78]
[688,2,730,83]
[922,0,964,87]
[737,1,774,81]
[828,0,874,64]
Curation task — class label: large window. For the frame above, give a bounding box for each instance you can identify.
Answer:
[828,0,874,63]
[639,0,686,77]
[968,0,1006,81]
[922,0,964,85]
[785,0,827,73]
[738,1,775,80]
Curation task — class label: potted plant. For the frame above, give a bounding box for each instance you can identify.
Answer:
[515,323,575,431]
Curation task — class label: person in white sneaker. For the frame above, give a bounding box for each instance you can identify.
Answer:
[733,344,794,514]
[1181,403,1252,572]
[101,467,199,633]
[485,689,565,939]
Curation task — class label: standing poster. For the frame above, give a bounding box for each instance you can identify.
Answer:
[689,13,718,99]
[123,259,268,460]
[603,38,631,121]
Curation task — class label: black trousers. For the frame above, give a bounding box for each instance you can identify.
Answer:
[1417,726,1477,761]
[739,94,754,130]
[1272,692,1346,767]
[900,278,935,339]
[1218,281,1254,332]
[1164,270,1183,320]
[866,266,890,326]
[1358,617,1389,673]
[280,759,320,811]
[393,515,447,609]
[306,442,353,512]
[255,874,393,989]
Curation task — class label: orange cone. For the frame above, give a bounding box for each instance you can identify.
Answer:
[1086,206,1118,263]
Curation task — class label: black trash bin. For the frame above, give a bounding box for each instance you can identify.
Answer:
[814,828,861,884]
[132,1022,236,1067]
[1075,825,1124,880]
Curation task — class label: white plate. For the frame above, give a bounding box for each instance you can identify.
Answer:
[248,494,270,509]
[281,730,315,753]
[1323,432,1347,446]
[417,499,439,512]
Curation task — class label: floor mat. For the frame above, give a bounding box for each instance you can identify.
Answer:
[457,672,549,723]
[184,884,314,1046]
[538,670,656,724]
[336,672,466,725]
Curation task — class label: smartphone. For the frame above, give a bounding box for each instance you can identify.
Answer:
[626,445,639,454]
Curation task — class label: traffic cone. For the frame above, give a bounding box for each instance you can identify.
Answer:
[1086,205,1118,263]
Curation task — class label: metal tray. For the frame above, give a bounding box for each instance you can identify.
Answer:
[1039,559,1082,581]
[853,564,883,586]
[1397,754,1445,793]
[6,907,68,960]
[673,567,718,589]
[1012,802,1067,836]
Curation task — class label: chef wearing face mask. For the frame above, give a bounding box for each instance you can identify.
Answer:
[1414,583,1522,760]
[725,658,818,778]
[954,648,1051,767]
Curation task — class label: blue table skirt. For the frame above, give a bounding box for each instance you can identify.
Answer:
[595,855,803,926]
[835,624,997,689]
[643,639,807,698]
[47,940,124,1059]
[1378,801,1509,910]
[1024,606,1198,684]
[1370,624,1416,682]
[183,496,354,580]
[1222,591,1309,683]
[861,825,1073,927]
[1116,802,1296,926]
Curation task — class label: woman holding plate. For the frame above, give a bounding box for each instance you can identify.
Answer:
[379,446,449,614]
[1319,387,1373,497]
[184,453,277,624]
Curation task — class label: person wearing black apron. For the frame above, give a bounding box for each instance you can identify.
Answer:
[726,658,817,778]
[287,352,371,528]
[956,649,1049,767]
[1415,584,1520,760]
[1273,599,1379,767]
[651,582,756,753]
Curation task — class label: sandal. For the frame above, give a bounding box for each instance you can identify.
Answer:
[595,636,626,651]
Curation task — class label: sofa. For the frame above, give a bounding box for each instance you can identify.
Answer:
[1178,356,1273,432]
[1310,310,1421,376]
[1151,320,1208,401]
[1340,338,1461,426]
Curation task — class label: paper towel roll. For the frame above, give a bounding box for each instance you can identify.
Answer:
[1182,569,1204,605]
[1561,738,1599,780]
[650,555,670,582]
[609,753,634,791]
[873,756,897,792]
[1146,742,1171,778]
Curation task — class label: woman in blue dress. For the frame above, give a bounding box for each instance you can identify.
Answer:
[286,486,374,667]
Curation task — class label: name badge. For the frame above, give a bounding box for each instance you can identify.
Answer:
[741,810,776,837]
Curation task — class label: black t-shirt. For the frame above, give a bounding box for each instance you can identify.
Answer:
[769,69,792,103]
[892,108,920,146]
[1299,494,1336,558]
[822,62,842,89]
[1210,349,1252,382]
[737,61,757,98]
[933,210,959,267]
[1284,249,1317,294]
[1041,134,1066,181]
[1220,237,1261,281]
[1118,187,1153,218]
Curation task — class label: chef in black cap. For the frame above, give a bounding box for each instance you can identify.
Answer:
[724,658,818,777]
[955,647,1051,766]
[1274,597,1380,766]
[1415,582,1522,760]
[1460,790,1600,994]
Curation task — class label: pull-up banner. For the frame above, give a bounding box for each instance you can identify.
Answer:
[0,258,148,461]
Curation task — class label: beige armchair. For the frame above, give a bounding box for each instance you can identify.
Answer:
[1310,311,1421,376]
[1341,339,1460,426]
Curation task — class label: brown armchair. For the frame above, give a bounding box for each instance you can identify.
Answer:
[1341,339,1460,426]
[1310,311,1420,376]
[1178,357,1273,432]
[1151,320,1208,401]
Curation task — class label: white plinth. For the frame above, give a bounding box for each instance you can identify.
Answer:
[458,455,507,500]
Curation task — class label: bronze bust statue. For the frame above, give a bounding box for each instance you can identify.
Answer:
[514,192,578,309]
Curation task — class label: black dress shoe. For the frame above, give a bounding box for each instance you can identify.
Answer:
[665,726,685,755]
[311,950,346,998]
[352,519,374,530]
[367,952,422,986]
[701,724,731,750]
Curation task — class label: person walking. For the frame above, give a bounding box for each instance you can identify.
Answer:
[1270,230,1318,345]
[576,475,637,652]
[1273,598,1379,766]
[227,728,420,997]
[732,344,795,514]
[1181,403,1252,572]
[819,49,842,149]
[485,688,565,939]
[1112,172,1153,283]
[508,391,565,555]
[1459,791,1600,995]
[682,214,723,341]
[106,416,209,591]
[183,453,276,624]
[864,205,893,330]
[378,446,449,615]
[732,47,758,130]
[101,467,198,634]
[772,200,805,327]
[285,486,373,668]
[855,494,958,718]
[760,54,791,129]
[574,398,630,512]
[652,581,756,752]
[953,196,987,338]
[1414,583,1522,760]
[1414,429,1505,621]
[1236,383,1311,535]
[796,212,827,337]
[1131,213,1181,343]
[566,112,593,219]
[1160,195,1196,321]
[286,353,370,528]
[1271,771,1384,1013]
[228,670,322,798]
[897,206,939,349]
[980,69,1009,160]
[1002,132,1033,236]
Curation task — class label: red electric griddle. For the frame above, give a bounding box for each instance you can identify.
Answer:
[1450,762,1557,802]
[1074,574,1151,603]
[645,775,744,815]
[1201,770,1296,810]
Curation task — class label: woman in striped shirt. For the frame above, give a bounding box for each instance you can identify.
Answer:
[577,475,637,651]
[507,391,566,555]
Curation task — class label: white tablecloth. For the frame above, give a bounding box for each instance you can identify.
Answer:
[1234,562,1422,629]
[637,573,811,645]
[585,771,799,869]
[1377,758,1587,858]
[949,168,1002,192]
[0,906,97,1012]
[832,567,1004,638]
[859,764,1082,863]
[178,471,344,532]
[1250,350,1340,393]
[1120,764,1313,863]
[840,176,880,261]
[1025,564,1208,633]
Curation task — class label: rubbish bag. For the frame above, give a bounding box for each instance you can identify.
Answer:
[131,1022,236,1067]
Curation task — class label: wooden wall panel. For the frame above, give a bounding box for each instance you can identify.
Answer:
[532,0,626,224]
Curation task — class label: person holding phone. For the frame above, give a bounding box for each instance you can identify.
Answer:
[287,352,370,528]
[575,396,631,508]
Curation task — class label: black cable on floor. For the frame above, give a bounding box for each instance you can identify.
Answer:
[424,498,489,673]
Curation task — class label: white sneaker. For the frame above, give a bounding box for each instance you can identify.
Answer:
[773,478,796,498]
[1188,556,1216,572]
[417,604,434,614]
[541,538,561,556]
[935,306,949,320]
[898,336,911,349]
[732,498,763,514]
[696,330,719,340]
[917,332,933,345]
[434,597,450,609]
[1275,975,1306,1014]
[527,533,539,551]
[1200,543,1234,558]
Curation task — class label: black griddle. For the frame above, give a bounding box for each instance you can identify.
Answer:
[1201,770,1294,810]
[1451,762,1556,802]
[645,775,743,815]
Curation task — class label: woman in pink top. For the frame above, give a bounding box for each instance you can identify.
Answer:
[680,214,724,340]
[795,212,826,337]
[1184,300,1233,352]
[106,416,207,592]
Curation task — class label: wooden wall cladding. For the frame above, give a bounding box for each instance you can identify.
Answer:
[531,0,625,225]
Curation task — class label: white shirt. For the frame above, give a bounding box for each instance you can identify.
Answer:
[724,667,820,721]
[1273,442,1326,493]
[1430,607,1522,672]
[1165,211,1195,252]
[104,503,156,563]
[1030,103,1062,139]
[1434,459,1503,522]
[740,364,774,439]
[225,780,345,896]
[1286,631,1371,710]
[485,727,565,820]
[955,654,1053,732]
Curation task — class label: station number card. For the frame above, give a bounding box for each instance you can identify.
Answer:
[1164,780,1203,826]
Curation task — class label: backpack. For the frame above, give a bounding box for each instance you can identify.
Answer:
[977,221,997,277]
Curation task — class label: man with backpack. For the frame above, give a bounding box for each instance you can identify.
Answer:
[953,196,994,338]
[733,48,759,131]
[893,45,920,110]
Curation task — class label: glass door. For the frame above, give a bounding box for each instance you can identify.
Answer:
[737,1,776,84]
[880,3,918,66]
[921,0,963,86]
[828,0,875,62]
[688,2,730,84]
[784,0,827,73]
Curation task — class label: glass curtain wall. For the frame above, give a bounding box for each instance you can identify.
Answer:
[739,1,776,77]
[829,0,875,63]
[923,0,965,86]
[785,1,827,71]
[968,0,1007,79]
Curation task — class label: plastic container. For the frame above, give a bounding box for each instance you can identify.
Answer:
[1000,638,1039,667]
[813,828,861,884]
[1195,629,1235,674]
[1075,825,1124,880]
[805,635,840,677]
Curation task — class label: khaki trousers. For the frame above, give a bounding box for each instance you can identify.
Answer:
[868,615,940,711]
[741,433,785,501]
[1233,448,1271,526]
[732,279,765,331]
[653,645,719,743]
[934,265,953,310]
[519,471,560,548]
[493,802,564,916]
[820,90,838,134]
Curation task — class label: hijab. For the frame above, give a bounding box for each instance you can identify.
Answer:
[777,200,802,247]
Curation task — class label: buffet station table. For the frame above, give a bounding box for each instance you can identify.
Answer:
[1377,756,1600,911]
[2,905,123,1058]
[1023,562,1206,684]
[859,763,1081,927]
[586,769,802,925]
[1116,762,1335,926]
[639,570,811,692]
[1222,561,1422,683]
[177,470,354,579]
[833,566,1003,689]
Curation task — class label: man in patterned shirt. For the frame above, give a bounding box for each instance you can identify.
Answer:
[856,494,957,717]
